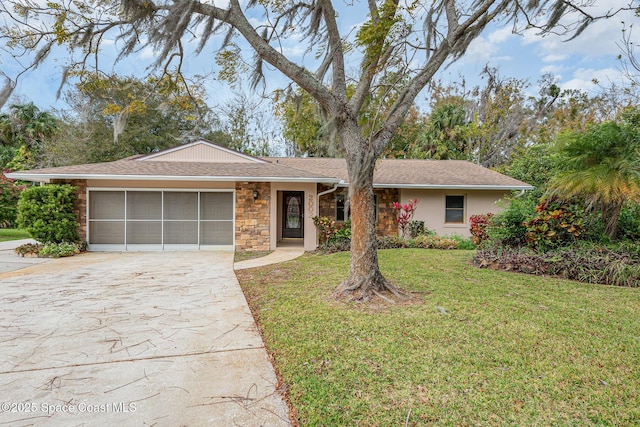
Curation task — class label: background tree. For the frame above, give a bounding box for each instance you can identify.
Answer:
[276,86,426,158]
[411,103,467,160]
[275,89,340,157]
[549,109,640,240]
[0,0,627,300]
[52,72,218,163]
[0,103,59,169]
[216,91,283,156]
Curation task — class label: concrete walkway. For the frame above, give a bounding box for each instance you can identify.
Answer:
[234,247,305,270]
[0,251,290,426]
[0,238,50,274]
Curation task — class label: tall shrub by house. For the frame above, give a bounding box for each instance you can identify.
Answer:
[17,184,79,243]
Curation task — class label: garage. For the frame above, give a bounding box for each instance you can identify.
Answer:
[87,189,234,251]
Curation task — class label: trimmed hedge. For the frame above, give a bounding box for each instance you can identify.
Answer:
[17,184,79,243]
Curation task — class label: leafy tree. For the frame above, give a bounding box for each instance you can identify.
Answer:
[550,109,640,240]
[54,72,218,162]
[0,0,626,300]
[276,86,426,158]
[0,103,59,169]
[275,89,339,157]
[0,169,26,227]
[500,143,559,201]
[216,92,281,156]
[412,103,467,160]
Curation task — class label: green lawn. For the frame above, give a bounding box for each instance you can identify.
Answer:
[236,249,640,426]
[0,229,30,242]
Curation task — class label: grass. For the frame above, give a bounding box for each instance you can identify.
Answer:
[236,249,640,426]
[0,229,30,242]
[234,250,273,263]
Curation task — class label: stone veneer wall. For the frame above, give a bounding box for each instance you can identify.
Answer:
[317,184,398,236]
[235,182,271,251]
[50,179,88,241]
[375,188,399,236]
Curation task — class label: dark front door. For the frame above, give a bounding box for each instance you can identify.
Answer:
[282,191,304,238]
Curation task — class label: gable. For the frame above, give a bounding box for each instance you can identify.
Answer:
[140,139,264,163]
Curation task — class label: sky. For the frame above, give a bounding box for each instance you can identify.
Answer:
[1,0,638,113]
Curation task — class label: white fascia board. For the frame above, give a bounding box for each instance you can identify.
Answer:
[372,183,535,190]
[6,172,339,184]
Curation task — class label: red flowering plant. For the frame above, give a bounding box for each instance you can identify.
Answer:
[469,213,494,245]
[393,199,418,238]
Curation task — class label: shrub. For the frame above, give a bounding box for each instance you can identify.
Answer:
[15,241,85,258]
[15,243,43,257]
[413,235,459,250]
[39,241,81,258]
[407,220,425,238]
[523,198,585,251]
[330,218,352,242]
[17,184,79,243]
[376,235,407,249]
[469,213,493,246]
[444,234,476,250]
[618,201,640,241]
[486,197,536,247]
[312,216,337,245]
[474,243,640,287]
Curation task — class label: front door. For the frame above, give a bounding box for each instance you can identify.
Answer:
[282,191,304,238]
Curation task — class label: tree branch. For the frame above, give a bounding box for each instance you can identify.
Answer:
[195,0,337,112]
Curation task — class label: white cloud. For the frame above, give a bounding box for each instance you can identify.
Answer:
[282,45,305,57]
[522,2,638,64]
[137,46,155,60]
[541,53,568,63]
[488,26,514,44]
[540,64,563,75]
[463,36,504,65]
[560,67,625,92]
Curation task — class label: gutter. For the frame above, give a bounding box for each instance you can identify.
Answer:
[5,172,341,185]
[372,183,534,191]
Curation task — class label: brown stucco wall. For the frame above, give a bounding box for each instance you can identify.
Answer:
[235,182,271,251]
[316,185,399,236]
[51,179,87,241]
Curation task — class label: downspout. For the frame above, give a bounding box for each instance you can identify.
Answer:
[317,180,343,198]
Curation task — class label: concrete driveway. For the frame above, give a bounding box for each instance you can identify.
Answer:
[0,251,290,426]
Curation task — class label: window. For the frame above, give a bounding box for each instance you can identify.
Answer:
[336,194,347,222]
[445,195,465,223]
[335,194,378,222]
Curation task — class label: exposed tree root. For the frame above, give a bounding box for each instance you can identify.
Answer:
[332,269,409,303]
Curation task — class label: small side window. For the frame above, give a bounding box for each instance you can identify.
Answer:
[445,195,465,223]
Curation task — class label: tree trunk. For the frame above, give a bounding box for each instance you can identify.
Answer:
[333,121,399,302]
[603,201,624,241]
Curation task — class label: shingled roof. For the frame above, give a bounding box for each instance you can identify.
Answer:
[267,157,532,190]
[8,155,339,183]
[8,139,532,190]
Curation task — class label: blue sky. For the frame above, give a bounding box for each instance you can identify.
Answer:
[1,0,638,112]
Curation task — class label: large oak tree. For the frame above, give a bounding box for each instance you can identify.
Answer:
[0,0,630,300]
